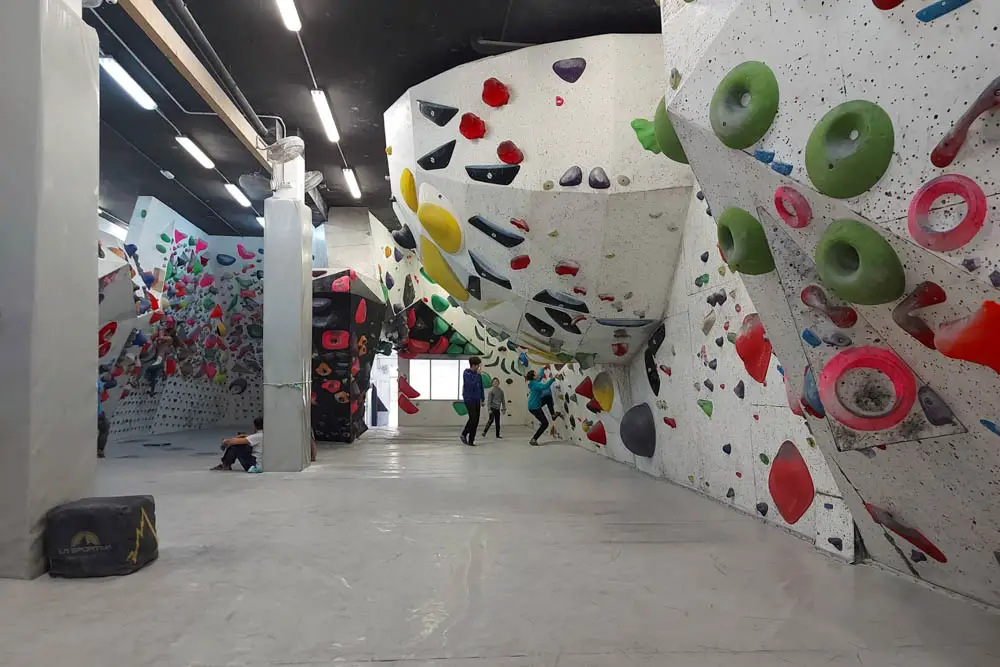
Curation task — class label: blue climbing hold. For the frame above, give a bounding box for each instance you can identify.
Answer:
[916,0,972,22]
[142,272,155,287]
[394,248,403,262]
[824,503,834,510]
[802,329,821,347]
[771,161,793,176]
[216,253,237,266]
[125,244,138,257]
[802,366,825,417]
[385,273,395,289]
[753,149,775,164]
[981,419,1000,437]
[507,341,518,352]
[133,330,148,347]
[518,352,529,367]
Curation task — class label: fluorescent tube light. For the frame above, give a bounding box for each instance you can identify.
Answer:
[343,168,362,199]
[175,136,215,169]
[275,0,302,31]
[99,57,157,110]
[311,89,340,143]
[225,183,252,208]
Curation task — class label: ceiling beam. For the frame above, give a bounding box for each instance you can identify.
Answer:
[116,0,271,172]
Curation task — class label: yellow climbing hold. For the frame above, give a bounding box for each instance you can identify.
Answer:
[384,246,391,258]
[400,168,418,212]
[420,236,468,301]
[593,371,614,411]
[417,201,463,254]
[385,145,392,155]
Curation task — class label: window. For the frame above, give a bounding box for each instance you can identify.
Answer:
[406,359,465,400]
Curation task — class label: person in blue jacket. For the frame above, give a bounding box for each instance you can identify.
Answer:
[460,356,484,446]
[526,368,557,446]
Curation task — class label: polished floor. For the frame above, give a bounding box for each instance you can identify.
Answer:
[1,426,998,666]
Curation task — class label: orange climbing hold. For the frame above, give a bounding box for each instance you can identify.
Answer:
[935,300,1000,374]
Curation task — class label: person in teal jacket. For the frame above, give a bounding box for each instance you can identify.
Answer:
[525,368,557,446]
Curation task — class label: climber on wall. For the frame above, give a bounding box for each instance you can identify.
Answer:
[538,369,563,422]
[460,356,484,446]
[525,368,557,447]
[144,325,177,395]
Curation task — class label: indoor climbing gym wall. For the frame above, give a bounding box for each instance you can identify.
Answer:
[655,0,1000,606]
[384,34,693,366]
[102,197,266,438]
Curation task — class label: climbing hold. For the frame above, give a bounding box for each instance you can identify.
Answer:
[195,238,208,253]
[735,314,772,384]
[555,261,580,277]
[620,404,656,457]
[726,487,736,499]
[469,251,513,289]
[722,444,732,455]
[398,376,420,399]
[459,112,486,140]
[828,537,844,552]
[733,380,745,399]
[653,97,688,164]
[645,323,665,396]
[701,310,717,335]
[771,161,793,176]
[892,282,946,349]
[432,316,450,336]
[417,140,457,171]
[755,502,769,517]
[802,329,822,347]
[559,166,583,187]
[209,304,223,319]
[481,78,510,107]
[818,346,916,431]
[801,367,825,418]
[697,399,713,419]
[399,395,419,415]
[420,237,469,301]
[216,253,236,267]
[703,379,714,392]
[534,289,588,313]
[806,100,894,198]
[586,421,607,445]
[774,186,813,228]
[415,200,463,254]
[709,61,779,149]
[588,167,610,189]
[237,244,255,260]
[546,308,582,335]
[465,164,520,185]
[430,294,450,313]
[575,376,595,399]
[468,215,525,248]
[754,149,775,164]
[982,420,1000,437]
[466,276,482,300]
[595,318,652,328]
[631,118,661,154]
[908,174,986,251]
[695,274,710,287]
[611,343,628,357]
[706,290,727,307]
[525,313,556,338]
[417,100,459,127]
[815,219,905,305]
[717,208,774,275]
[497,140,524,165]
[935,300,1000,374]
[552,57,586,83]
[669,67,681,89]
[916,0,973,22]
[865,504,947,563]
[931,76,1000,167]
[768,441,815,525]
[917,386,955,426]
[801,285,858,329]
[400,168,418,212]
[593,371,614,411]
[384,273,395,290]
[155,244,167,254]
[962,257,982,272]
[509,218,530,233]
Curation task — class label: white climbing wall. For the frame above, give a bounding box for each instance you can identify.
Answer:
[661,0,1000,606]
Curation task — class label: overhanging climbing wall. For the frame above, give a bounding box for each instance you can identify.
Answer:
[659,0,1000,606]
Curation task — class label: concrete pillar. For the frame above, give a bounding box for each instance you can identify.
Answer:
[0,0,99,577]
[262,155,312,471]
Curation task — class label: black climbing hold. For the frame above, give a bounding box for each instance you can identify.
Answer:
[722,443,732,455]
[468,215,525,248]
[392,224,417,250]
[910,550,928,563]
[552,57,587,83]
[447,296,460,307]
[828,537,844,551]
[595,318,653,328]
[546,307,583,335]
[726,487,736,499]
[588,167,610,189]
[708,359,717,370]
[917,385,955,426]
[620,403,656,458]
[417,100,459,127]
[704,379,714,392]
[733,380,745,399]
[533,289,589,313]
[505,378,514,385]
[715,337,724,347]
[645,323,665,397]
[700,251,710,263]
[696,191,705,201]
[961,257,981,272]
[559,166,583,186]
[402,274,415,305]
[707,290,728,307]
[465,164,520,185]
[467,275,482,300]
[756,502,769,517]
[469,251,513,289]
[524,313,555,338]
[417,140,456,171]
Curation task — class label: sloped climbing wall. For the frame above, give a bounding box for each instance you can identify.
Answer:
[659,0,1000,606]
[384,34,692,365]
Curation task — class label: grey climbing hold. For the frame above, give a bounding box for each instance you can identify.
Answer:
[417,100,459,127]
[392,224,417,250]
[700,251,710,263]
[917,385,955,426]
[733,380,745,399]
[468,215,525,248]
[704,379,714,392]
[559,166,583,187]
[708,359,718,370]
[466,164,520,185]
[546,307,583,335]
[596,318,653,328]
[552,57,587,83]
[588,167,610,189]
[467,276,482,300]
[417,140,456,170]
[620,403,656,457]
[469,251,512,289]
[828,537,844,551]
[524,313,555,338]
[533,289,589,313]
[756,502,769,516]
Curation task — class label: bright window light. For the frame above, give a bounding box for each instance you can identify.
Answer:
[224,183,252,208]
[342,168,362,199]
[175,136,215,169]
[310,89,340,143]
[256,216,265,227]
[99,57,156,110]
[430,359,461,400]
[275,0,301,32]
[407,360,430,397]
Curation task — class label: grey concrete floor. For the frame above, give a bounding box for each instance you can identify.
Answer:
[1,426,998,667]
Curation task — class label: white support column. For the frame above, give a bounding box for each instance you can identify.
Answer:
[262,156,312,471]
[0,0,99,577]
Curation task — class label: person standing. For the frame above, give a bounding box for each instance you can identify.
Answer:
[526,369,557,446]
[481,378,506,439]
[460,356,484,446]
[97,378,109,458]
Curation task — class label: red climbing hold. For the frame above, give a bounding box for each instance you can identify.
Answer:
[200,255,209,266]
[322,330,349,350]
[735,313,772,384]
[321,379,342,393]
[497,140,524,165]
[585,399,602,414]
[459,112,487,140]
[398,376,421,399]
[555,96,564,107]
[575,376,594,399]
[768,440,815,525]
[482,78,510,108]
[892,282,946,349]
[555,261,580,277]
[399,394,420,415]
[572,286,587,295]
[599,294,615,302]
[209,304,223,319]
[510,255,531,270]
[659,365,672,376]
[406,308,417,328]
[408,338,430,354]
[510,218,529,232]
[611,343,628,357]
[865,503,947,563]
[148,294,159,310]
[429,337,450,355]
[587,421,607,445]
[872,0,907,9]
[935,300,1000,374]
[355,298,367,324]
[98,342,112,358]
[165,358,178,376]
[663,417,677,428]
[99,321,117,342]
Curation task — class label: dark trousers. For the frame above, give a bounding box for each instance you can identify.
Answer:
[222,444,257,471]
[461,401,481,445]
[97,413,109,454]
[541,394,557,418]
[530,408,549,441]
[482,408,501,436]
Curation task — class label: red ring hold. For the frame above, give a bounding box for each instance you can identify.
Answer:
[774,186,813,228]
[907,174,986,252]
[817,346,916,432]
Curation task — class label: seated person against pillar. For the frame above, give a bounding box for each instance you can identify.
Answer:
[212,416,263,473]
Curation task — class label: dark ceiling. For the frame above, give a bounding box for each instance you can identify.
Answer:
[91,0,660,237]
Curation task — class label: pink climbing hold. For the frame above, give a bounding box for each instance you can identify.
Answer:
[237,243,256,260]
[908,174,986,252]
[735,314,772,384]
[204,363,217,380]
[482,78,510,108]
[818,346,917,432]
[800,285,858,329]
[355,298,367,324]
[332,275,351,292]
[511,255,531,270]
[555,261,580,277]
[199,275,214,288]
[774,186,813,228]
[173,229,187,243]
[195,238,208,253]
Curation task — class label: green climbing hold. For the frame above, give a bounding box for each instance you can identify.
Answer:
[727,332,737,344]
[431,294,450,313]
[463,343,481,355]
[140,209,147,218]
[155,244,167,254]
[653,97,689,164]
[815,219,905,305]
[228,293,239,312]
[480,372,493,389]
[806,100,894,199]
[236,276,254,289]
[451,331,468,347]
[432,316,450,336]
[160,233,171,243]
[446,343,465,355]
[697,399,713,419]
[165,263,175,281]
[420,267,436,284]
[576,353,596,370]
[191,260,203,276]
[452,401,468,416]
[759,453,770,465]
[630,118,661,154]
[202,296,214,309]
[716,208,775,275]
[709,61,779,149]
[695,273,710,287]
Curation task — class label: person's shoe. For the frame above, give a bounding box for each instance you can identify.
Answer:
[497,435,503,439]
[530,439,540,446]
[482,430,488,437]
[210,463,232,471]
[554,412,564,419]
[460,433,469,445]
[97,450,106,459]
[247,464,263,473]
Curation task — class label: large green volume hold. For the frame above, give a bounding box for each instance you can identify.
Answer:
[806,100,894,199]
[709,61,779,149]
[815,219,905,304]
[716,208,775,275]
[654,97,689,164]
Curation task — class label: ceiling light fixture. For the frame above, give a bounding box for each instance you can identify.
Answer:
[257,216,266,227]
[99,56,157,110]
[175,136,215,169]
[310,89,340,143]
[343,168,362,199]
[224,183,252,207]
[275,0,302,32]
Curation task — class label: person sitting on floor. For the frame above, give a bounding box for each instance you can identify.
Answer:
[212,416,263,473]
